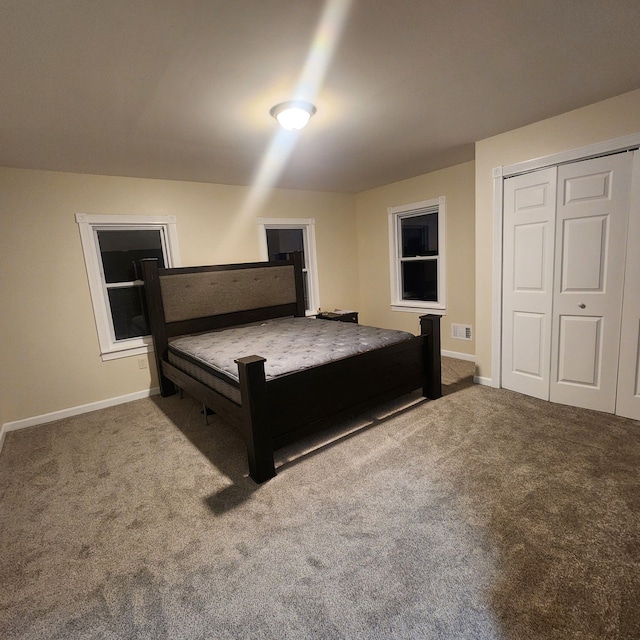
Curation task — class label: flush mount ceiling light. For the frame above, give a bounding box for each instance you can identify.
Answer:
[270,101,317,131]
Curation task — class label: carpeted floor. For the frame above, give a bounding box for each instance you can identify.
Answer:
[0,357,638,639]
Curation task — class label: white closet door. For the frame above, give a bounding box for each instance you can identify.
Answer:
[502,167,557,400]
[549,153,633,413]
[616,151,640,420]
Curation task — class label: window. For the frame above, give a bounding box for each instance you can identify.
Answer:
[257,218,319,314]
[76,214,180,360]
[388,197,446,314]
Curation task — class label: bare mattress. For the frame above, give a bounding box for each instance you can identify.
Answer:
[167,317,415,403]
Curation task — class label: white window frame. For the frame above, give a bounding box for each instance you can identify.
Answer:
[257,217,320,315]
[388,196,446,314]
[76,213,181,360]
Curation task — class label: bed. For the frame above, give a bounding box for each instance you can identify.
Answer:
[142,253,442,483]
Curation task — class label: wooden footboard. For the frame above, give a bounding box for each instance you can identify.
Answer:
[241,317,440,482]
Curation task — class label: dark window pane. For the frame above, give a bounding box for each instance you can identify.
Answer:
[107,286,149,340]
[401,260,437,302]
[266,228,305,264]
[401,213,438,257]
[97,230,165,283]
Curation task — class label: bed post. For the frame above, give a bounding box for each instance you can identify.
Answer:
[420,314,442,399]
[141,259,176,397]
[235,355,276,483]
[291,251,306,317]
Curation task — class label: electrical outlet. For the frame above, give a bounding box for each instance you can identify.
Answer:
[138,357,148,370]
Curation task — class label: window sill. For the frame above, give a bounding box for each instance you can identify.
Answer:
[391,304,446,315]
[100,344,153,362]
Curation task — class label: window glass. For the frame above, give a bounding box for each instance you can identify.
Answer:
[401,260,438,301]
[97,229,165,283]
[265,227,310,310]
[96,228,167,343]
[107,286,149,340]
[265,228,305,263]
[401,213,438,257]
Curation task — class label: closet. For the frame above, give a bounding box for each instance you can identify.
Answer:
[501,150,640,420]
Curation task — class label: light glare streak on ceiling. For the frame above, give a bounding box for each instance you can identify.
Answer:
[239,0,353,220]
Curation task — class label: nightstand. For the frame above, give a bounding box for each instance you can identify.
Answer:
[315,311,359,324]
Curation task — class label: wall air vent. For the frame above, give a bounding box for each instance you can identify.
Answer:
[452,323,472,341]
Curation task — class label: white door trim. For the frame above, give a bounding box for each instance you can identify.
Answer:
[615,151,640,420]
[491,132,640,389]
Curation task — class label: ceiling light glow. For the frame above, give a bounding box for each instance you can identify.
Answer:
[270,101,317,131]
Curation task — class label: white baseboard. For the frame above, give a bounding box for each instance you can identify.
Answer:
[442,351,490,385]
[0,387,160,457]
[442,350,475,362]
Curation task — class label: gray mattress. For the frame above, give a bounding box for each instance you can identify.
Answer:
[167,317,415,403]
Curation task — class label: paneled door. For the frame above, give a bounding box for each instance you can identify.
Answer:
[549,153,632,413]
[502,151,634,414]
[502,167,557,400]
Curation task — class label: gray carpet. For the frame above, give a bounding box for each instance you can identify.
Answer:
[0,358,638,639]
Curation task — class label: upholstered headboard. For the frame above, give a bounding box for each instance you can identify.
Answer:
[141,253,306,360]
[159,265,298,323]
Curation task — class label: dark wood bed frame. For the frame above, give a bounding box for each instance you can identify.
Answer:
[142,253,442,483]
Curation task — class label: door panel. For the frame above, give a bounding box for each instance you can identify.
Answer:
[502,168,557,399]
[560,216,607,291]
[550,153,632,413]
[512,312,545,377]
[556,316,601,385]
[564,171,611,204]
[514,223,547,290]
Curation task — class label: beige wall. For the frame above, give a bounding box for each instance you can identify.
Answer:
[354,161,476,356]
[0,168,357,426]
[475,88,640,382]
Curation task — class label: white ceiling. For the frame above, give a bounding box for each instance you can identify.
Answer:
[2,0,640,193]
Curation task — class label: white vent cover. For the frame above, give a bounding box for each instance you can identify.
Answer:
[452,323,472,341]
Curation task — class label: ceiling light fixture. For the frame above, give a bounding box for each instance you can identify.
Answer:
[270,101,317,131]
